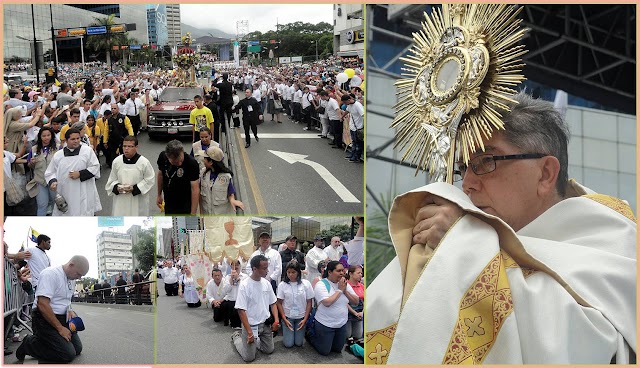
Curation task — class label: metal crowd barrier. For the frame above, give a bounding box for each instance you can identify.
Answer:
[72,280,157,305]
[4,257,35,337]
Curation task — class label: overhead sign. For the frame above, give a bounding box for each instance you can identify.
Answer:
[56,29,68,38]
[269,39,276,44]
[291,56,303,62]
[130,44,141,50]
[247,45,261,53]
[346,29,365,44]
[279,56,291,64]
[110,24,126,33]
[247,40,259,46]
[86,26,107,35]
[68,28,87,36]
[98,217,124,227]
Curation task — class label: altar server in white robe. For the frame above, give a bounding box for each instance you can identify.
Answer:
[366,93,636,365]
[105,135,155,215]
[45,128,102,216]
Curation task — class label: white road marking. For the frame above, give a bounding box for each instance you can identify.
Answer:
[268,150,360,203]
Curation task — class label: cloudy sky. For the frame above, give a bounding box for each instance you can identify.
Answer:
[3,217,153,279]
[180,4,334,35]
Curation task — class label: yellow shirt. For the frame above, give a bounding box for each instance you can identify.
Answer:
[189,106,214,132]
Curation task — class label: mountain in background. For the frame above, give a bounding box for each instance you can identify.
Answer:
[180,22,235,40]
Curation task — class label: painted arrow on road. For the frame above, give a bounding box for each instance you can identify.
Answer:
[268,150,361,203]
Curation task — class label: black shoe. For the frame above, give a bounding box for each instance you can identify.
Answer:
[15,341,26,361]
[245,143,250,148]
[255,136,259,142]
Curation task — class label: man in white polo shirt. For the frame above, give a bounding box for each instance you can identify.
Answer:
[232,255,280,362]
[16,255,89,363]
[25,234,52,289]
[160,260,180,296]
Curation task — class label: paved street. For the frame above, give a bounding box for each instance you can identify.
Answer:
[95,96,364,216]
[4,303,154,365]
[155,279,361,364]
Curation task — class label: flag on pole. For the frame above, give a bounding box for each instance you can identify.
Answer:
[29,227,40,243]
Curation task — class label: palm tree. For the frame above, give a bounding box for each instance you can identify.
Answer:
[84,14,127,68]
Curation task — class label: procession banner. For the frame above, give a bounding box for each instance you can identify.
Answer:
[203,217,254,263]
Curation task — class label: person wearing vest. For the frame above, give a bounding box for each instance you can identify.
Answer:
[199,146,244,215]
[190,127,220,174]
[103,104,133,168]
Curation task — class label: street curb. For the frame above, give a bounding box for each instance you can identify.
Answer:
[73,302,154,313]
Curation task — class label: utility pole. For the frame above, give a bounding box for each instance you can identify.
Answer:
[31,5,41,84]
[49,5,58,77]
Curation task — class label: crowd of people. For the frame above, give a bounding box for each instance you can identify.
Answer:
[159,218,364,362]
[3,57,365,216]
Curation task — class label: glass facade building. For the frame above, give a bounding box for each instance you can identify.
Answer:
[3,4,149,62]
[146,4,168,47]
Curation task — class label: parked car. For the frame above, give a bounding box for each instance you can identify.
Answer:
[147,86,204,139]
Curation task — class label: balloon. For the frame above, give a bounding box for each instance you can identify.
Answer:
[336,72,349,84]
[344,68,355,79]
[360,81,366,91]
[350,75,362,87]
[3,83,8,96]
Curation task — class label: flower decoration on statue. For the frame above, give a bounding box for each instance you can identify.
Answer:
[392,4,529,183]
[172,32,200,87]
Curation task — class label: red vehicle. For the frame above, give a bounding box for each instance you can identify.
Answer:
[148,86,204,139]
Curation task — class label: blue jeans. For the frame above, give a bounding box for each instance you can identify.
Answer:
[282,316,305,347]
[310,320,348,356]
[36,183,56,216]
[350,130,363,161]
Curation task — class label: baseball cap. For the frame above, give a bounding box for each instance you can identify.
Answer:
[258,231,271,238]
[205,146,224,162]
[314,235,324,241]
[28,91,40,99]
[285,235,297,242]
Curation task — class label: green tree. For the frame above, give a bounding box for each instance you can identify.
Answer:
[132,229,156,273]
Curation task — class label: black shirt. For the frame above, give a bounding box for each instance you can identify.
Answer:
[157,152,200,214]
[279,248,306,280]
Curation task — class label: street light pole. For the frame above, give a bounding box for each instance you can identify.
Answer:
[49,5,58,76]
[31,5,41,84]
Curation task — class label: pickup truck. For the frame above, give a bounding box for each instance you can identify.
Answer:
[148,86,204,139]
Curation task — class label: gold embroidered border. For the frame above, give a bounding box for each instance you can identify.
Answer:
[365,324,397,365]
[441,251,514,364]
[583,194,636,222]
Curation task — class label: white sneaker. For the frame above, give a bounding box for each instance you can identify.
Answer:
[303,127,309,130]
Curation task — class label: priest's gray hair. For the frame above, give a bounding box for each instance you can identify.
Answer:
[165,139,184,159]
[501,92,570,197]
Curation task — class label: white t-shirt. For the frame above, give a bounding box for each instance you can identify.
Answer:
[313,279,355,328]
[323,245,344,262]
[222,273,248,301]
[26,246,51,288]
[252,89,261,102]
[347,101,364,130]
[326,98,341,121]
[34,265,74,315]
[101,89,115,104]
[235,277,276,325]
[277,279,314,319]
[293,89,303,103]
[345,237,364,266]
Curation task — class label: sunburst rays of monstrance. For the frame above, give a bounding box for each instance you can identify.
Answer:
[392,4,529,183]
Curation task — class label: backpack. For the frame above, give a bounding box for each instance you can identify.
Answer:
[305,279,331,339]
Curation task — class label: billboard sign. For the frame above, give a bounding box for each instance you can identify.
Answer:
[279,57,291,64]
[110,24,126,33]
[291,56,303,62]
[56,29,68,38]
[86,26,107,35]
[68,28,87,37]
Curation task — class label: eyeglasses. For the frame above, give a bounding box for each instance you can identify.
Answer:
[454,153,547,182]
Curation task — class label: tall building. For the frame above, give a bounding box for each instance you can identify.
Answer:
[96,230,133,281]
[3,4,148,63]
[333,4,364,59]
[165,4,181,46]
[127,224,142,270]
[146,4,168,47]
[171,217,201,255]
